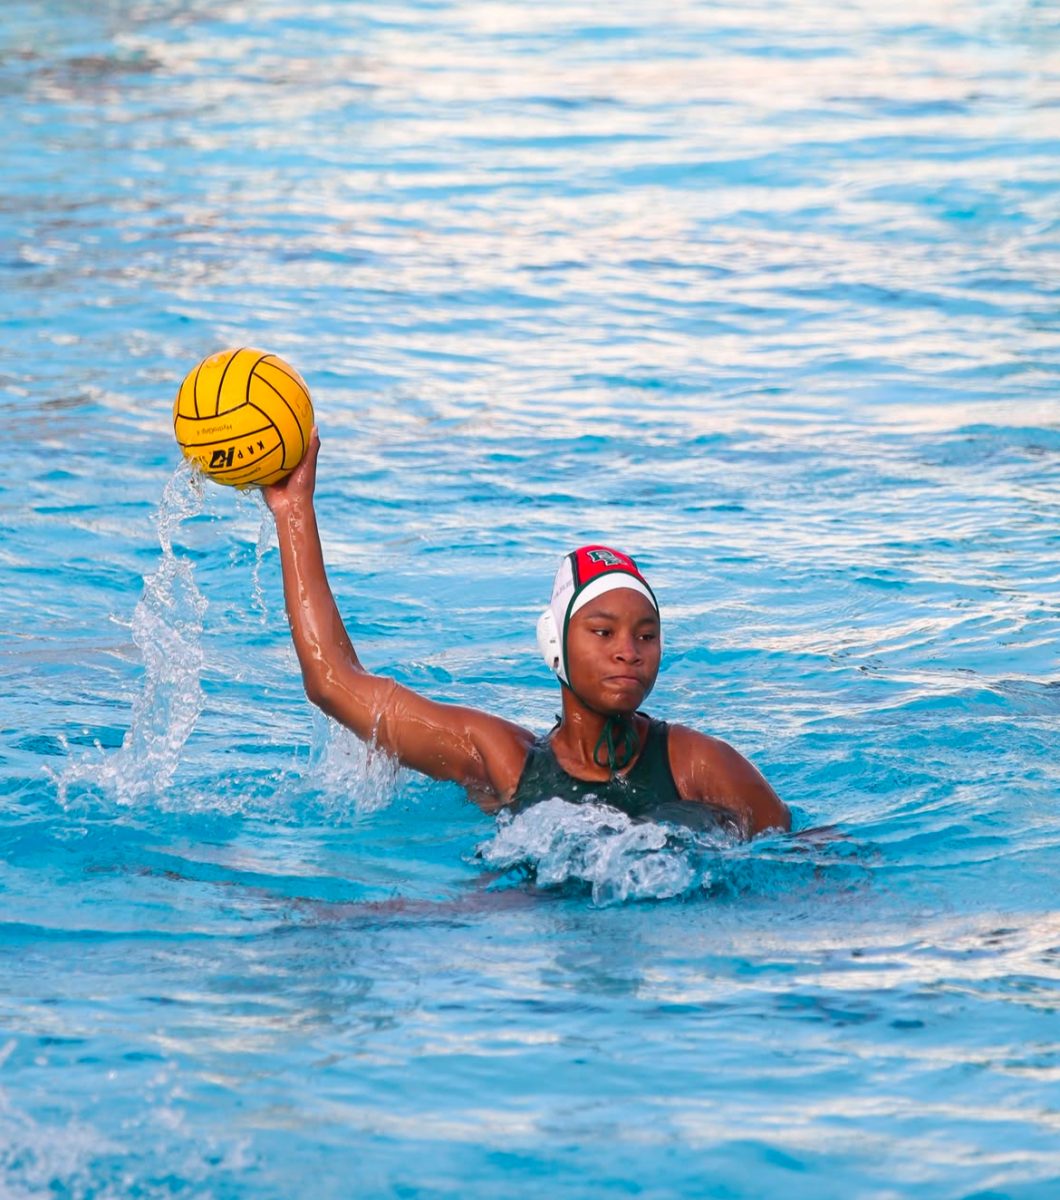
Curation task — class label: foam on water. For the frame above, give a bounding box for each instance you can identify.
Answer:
[0,1068,253,1200]
[477,797,728,905]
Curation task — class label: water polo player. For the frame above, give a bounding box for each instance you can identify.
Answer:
[264,430,790,838]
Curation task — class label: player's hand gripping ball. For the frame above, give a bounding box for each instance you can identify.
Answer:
[173,348,314,487]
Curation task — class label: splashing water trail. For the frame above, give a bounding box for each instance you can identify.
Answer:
[250,501,274,625]
[477,798,725,905]
[228,487,274,625]
[56,466,207,806]
[309,713,403,820]
[54,467,401,818]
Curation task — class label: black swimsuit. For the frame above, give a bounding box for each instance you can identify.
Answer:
[509,717,741,834]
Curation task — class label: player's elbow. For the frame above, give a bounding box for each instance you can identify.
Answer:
[713,740,789,836]
[752,797,791,836]
[738,777,790,837]
[299,660,353,718]
[300,662,393,751]
[302,673,333,713]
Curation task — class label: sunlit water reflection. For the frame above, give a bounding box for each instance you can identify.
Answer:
[1,0,1058,1195]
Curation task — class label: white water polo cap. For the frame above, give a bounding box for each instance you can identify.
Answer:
[536,545,659,684]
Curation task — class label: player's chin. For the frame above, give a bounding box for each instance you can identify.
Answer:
[598,677,650,712]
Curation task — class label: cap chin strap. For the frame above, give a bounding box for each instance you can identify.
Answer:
[592,712,640,773]
[549,706,640,776]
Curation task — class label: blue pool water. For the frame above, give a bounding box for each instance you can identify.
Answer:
[2,1,1059,1195]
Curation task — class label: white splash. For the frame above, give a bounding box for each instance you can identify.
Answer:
[56,464,207,806]
[0,1071,119,1200]
[0,1048,251,1198]
[477,797,717,906]
[308,712,403,819]
[245,491,273,624]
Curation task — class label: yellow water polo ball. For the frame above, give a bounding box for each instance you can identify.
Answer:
[173,347,314,487]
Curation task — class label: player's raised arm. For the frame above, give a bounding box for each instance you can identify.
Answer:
[262,431,532,806]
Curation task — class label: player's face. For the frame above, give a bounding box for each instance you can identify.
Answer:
[565,588,661,714]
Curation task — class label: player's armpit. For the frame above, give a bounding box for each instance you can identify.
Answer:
[309,661,533,803]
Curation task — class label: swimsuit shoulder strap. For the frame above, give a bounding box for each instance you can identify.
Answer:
[623,716,682,805]
[510,729,563,808]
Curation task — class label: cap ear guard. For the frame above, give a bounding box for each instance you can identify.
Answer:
[536,608,567,684]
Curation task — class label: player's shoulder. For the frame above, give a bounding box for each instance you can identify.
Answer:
[466,707,537,750]
[667,721,740,763]
[666,720,789,835]
[665,722,762,790]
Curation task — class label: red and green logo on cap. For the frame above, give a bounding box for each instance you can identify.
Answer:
[571,545,649,589]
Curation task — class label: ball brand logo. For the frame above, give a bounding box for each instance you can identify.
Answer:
[207,440,269,470]
[587,549,623,566]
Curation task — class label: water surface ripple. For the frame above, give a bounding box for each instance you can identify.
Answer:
[1,1,1058,1196]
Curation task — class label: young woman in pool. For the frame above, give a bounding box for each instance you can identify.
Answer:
[263,430,790,838]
